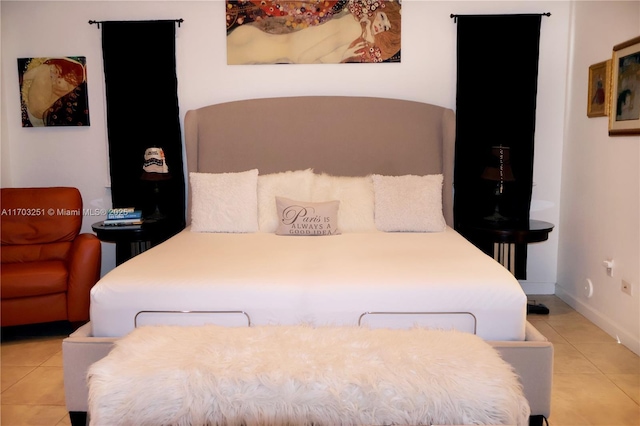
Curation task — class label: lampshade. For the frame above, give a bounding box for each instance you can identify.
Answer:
[481,146,515,183]
[141,147,171,181]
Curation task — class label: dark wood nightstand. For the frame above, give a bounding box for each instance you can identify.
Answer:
[92,219,181,265]
[460,220,554,315]
[460,219,554,279]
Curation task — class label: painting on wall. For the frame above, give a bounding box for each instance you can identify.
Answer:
[226,0,401,65]
[587,60,610,118]
[609,36,640,135]
[18,56,90,127]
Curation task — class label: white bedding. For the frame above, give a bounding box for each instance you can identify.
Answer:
[90,227,527,340]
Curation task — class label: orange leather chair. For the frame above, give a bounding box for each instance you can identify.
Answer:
[1,187,101,327]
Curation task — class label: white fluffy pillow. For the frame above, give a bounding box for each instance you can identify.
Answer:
[190,169,259,233]
[372,174,446,232]
[258,169,314,232]
[312,174,375,232]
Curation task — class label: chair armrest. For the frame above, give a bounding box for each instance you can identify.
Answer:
[66,233,101,322]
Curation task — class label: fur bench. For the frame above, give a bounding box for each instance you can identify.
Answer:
[87,325,530,425]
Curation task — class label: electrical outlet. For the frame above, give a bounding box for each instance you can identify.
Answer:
[621,279,632,296]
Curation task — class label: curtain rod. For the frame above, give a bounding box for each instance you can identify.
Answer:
[88,19,184,29]
[450,13,550,23]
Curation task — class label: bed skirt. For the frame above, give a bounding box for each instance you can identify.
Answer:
[87,325,530,425]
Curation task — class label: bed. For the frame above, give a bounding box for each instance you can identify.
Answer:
[63,96,553,425]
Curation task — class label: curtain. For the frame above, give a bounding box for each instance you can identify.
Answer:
[101,20,185,228]
[453,15,542,228]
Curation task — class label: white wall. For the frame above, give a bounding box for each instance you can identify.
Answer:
[1,2,568,286]
[559,1,640,355]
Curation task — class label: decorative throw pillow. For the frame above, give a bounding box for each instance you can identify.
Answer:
[372,174,446,232]
[189,169,259,233]
[258,169,314,232]
[311,174,376,232]
[275,197,340,236]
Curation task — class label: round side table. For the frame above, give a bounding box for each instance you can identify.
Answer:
[461,220,554,279]
[460,220,554,315]
[92,219,179,265]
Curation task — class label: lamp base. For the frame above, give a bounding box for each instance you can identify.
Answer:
[145,206,166,221]
[483,202,511,223]
[145,182,167,221]
[483,211,511,222]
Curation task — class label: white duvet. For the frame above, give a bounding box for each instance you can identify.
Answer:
[90,227,527,340]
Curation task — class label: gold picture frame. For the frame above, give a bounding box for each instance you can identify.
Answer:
[609,35,640,135]
[587,60,610,117]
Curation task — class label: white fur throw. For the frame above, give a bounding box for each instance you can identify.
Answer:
[87,325,530,426]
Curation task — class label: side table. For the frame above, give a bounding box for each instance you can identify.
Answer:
[460,220,554,315]
[92,219,181,266]
[461,219,554,279]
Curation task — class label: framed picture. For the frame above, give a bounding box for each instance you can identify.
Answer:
[587,60,610,117]
[225,0,401,65]
[17,56,90,127]
[609,36,640,135]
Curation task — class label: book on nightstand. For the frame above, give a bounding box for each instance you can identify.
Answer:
[104,208,143,228]
[102,223,143,230]
[106,208,142,221]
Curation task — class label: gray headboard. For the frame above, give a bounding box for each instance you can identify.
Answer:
[184,96,456,226]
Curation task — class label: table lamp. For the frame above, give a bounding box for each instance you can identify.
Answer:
[481,145,515,222]
[140,147,171,220]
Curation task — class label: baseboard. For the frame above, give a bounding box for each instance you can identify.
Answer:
[555,285,640,356]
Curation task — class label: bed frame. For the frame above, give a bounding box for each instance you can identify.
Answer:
[63,96,552,425]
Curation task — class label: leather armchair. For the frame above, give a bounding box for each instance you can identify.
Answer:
[1,187,101,327]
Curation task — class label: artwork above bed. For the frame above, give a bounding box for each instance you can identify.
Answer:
[226,0,402,64]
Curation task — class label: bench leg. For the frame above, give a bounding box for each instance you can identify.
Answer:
[69,411,87,426]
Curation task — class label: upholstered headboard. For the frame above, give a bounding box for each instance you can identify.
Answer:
[184,96,456,226]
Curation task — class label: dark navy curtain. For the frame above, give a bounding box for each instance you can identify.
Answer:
[453,15,542,228]
[101,20,185,229]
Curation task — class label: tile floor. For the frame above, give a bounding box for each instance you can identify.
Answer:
[1,295,639,425]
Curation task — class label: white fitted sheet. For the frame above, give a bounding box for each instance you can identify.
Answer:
[90,227,527,340]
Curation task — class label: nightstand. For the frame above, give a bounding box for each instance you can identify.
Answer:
[461,219,554,279]
[92,219,181,265]
[460,220,554,315]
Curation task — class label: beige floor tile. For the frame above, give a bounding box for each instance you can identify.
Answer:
[551,373,640,425]
[529,295,577,317]
[0,404,70,426]
[56,413,72,426]
[573,342,640,374]
[1,367,65,406]
[41,351,63,368]
[1,338,64,367]
[553,343,601,374]
[547,320,617,344]
[608,374,640,404]
[1,367,36,393]
[526,321,569,344]
[526,316,547,325]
